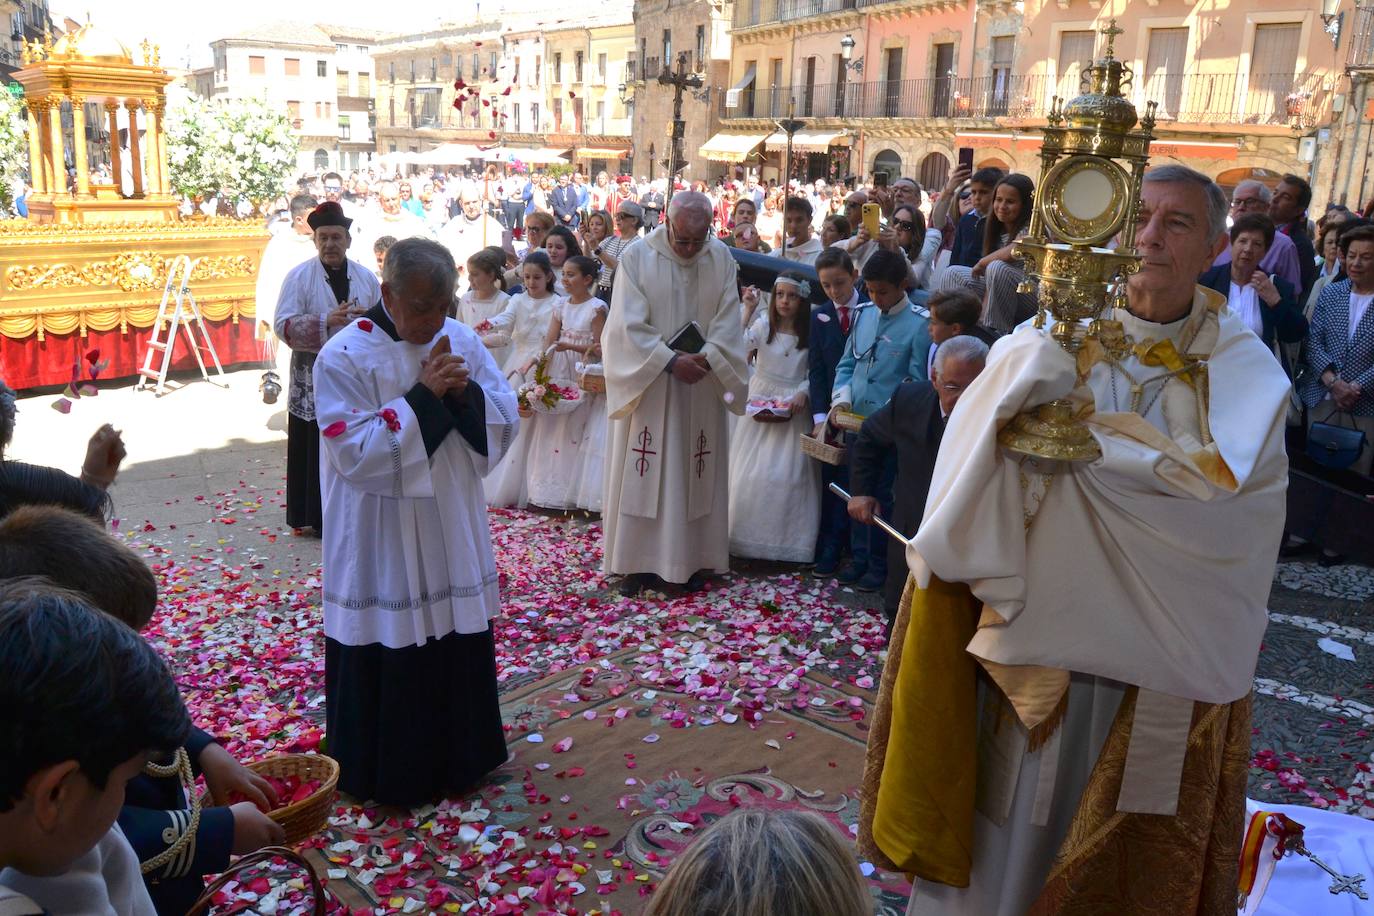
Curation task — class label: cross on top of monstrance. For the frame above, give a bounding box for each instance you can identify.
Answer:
[1099,18,1124,57]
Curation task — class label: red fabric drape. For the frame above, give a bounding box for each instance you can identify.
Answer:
[0,319,266,390]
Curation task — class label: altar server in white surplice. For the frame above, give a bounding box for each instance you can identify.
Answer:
[601,192,748,596]
[313,238,519,806]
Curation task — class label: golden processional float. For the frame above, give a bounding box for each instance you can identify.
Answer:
[0,21,267,389]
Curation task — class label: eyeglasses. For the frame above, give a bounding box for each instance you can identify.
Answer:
[1230,197,1265,211]
[615,213,635,220]
[892,219,915,231]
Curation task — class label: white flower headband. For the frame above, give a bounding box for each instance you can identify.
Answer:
[773,276,811,298]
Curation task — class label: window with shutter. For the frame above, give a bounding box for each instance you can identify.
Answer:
[1247,22,1301,124]
[249,55,266,76]
[1057,30,1095,97]
[1145,28,1188,118]
[285,58,300,77]
[990,36,1013,115]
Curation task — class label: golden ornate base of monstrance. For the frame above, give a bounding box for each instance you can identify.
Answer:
[996,20,1158,462]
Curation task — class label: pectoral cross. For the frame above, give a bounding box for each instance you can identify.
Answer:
[633,426,656,477]
[693,430,711,479]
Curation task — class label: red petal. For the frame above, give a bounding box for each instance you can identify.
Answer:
[322,421,347,439]
[501,86,512,96]
[84,348,101,365]
[356,319,373,332]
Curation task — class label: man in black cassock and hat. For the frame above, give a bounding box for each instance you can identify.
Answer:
[272,201,380,533]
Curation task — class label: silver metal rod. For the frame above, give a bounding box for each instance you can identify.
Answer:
[827,482,907,544]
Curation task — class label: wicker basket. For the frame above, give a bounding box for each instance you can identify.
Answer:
[832,410,866,433]
[246,754,339,847]
[800,433,846,465]
[578,371,606,394]
[186,846,327,915]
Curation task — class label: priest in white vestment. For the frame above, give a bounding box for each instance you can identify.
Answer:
[601,192,749,596]
[861,166,1292,914]
[350,181,433,275]
[313,238,519,805]
[437,186,504,283]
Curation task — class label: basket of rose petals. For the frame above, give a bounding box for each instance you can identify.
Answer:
[518,353,583,415]
[243,754,338,846]
[576,361,606,394]
[746,397,793,423]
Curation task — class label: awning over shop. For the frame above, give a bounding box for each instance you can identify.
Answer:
[573,147,630,159]
[699,131,768,163]
[763,129,849,153]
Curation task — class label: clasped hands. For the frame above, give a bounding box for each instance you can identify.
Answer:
[1329,375,1362,411]
[419,336,469,398]
[670,351,711,384]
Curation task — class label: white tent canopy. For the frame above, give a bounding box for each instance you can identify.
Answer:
[482,146,570,165]
[414,143,487,164]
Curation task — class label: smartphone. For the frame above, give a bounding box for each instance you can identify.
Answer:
[873,172,889,189]
[957,147,975,172]
[501,229,515,252]
[862,203,881,239]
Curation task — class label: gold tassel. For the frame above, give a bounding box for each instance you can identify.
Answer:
[1026,689,1070,753]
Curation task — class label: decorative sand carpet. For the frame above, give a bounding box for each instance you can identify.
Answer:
[136,507,906,914]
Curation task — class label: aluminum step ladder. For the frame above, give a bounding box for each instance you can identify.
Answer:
[135,255,226,395]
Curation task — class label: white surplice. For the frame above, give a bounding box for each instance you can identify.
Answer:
[254,228,316,340]
[274,257,381,421]
[601,227,749,583]
[313,312,519,650]
[437,212,504,273]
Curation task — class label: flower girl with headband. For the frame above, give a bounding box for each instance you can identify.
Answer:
[478,250,561,507]
[727,271,819,561]
[525,255,608,510]
[460,247,511,367]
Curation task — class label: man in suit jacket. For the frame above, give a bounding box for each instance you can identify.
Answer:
[550,173,579,229]
[1272,174,1319,302]
[848,335,988,633]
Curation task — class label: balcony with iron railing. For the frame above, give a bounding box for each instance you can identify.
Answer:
[1349,2,1374,71]
[733,0,946,31]
[642,56,662,80]
[722,71,1331,131]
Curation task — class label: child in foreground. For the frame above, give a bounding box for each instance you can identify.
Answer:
[642,808,871,916]
[0,577,190,915]
[0,506,284,915]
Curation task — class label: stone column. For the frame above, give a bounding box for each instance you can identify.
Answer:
[151,102,171,195]
[70,97,90,197]
[47,98,65,194]
[106,102,124,194]
[25,102,45,193]
[126,102,144,197]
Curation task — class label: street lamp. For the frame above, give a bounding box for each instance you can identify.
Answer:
[617,82,633,106]
[1320,0,1343,46]
[775,97,806,259]
[839,34,864,74]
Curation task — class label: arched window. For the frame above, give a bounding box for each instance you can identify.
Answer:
[918,152,950,194]
[872,149,901,183]
[314,149,330,171]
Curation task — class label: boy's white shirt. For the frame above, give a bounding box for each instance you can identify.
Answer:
[0,824,155,916]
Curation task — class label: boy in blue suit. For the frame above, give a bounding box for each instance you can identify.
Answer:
[826,249,932,591]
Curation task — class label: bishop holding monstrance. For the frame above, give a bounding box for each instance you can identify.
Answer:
[860,69,1291,916]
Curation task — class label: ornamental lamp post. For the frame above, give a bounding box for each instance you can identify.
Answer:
[839,34,864,182]
[775,96,805,259]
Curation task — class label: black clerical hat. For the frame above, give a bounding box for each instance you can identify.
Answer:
[307,200,352,232]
